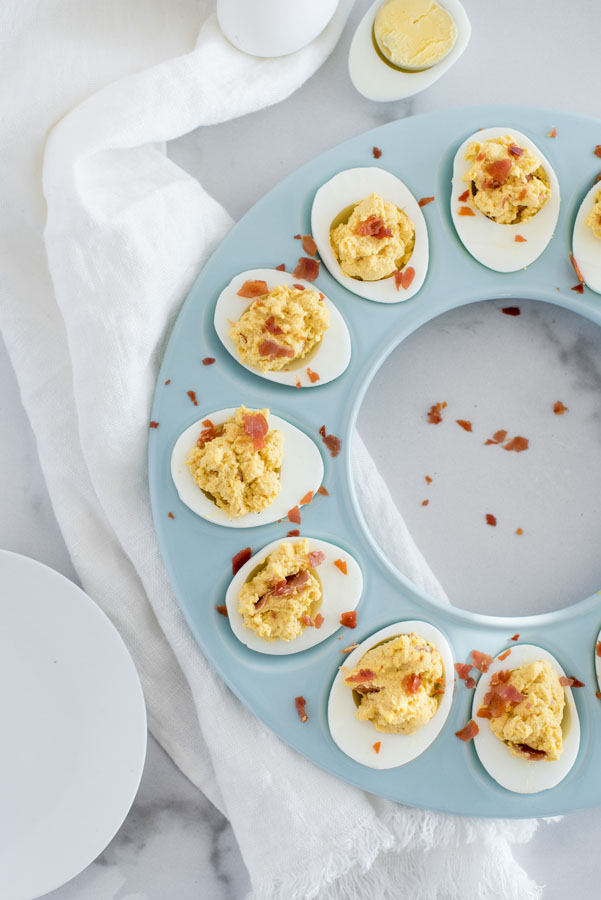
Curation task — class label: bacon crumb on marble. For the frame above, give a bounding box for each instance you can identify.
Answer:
[485,514,497,527]
[427,401,447,424]
[554,401,568,415]
[456,419,472,432]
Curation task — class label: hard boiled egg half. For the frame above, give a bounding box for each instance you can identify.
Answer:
[471,643,580,794]
[214,268,351,388]
[224,537,363,654]
[572,182,601,295]
[171,408,323,528]
[328,620,454,769]
[311,167,429,303]
[451,127,560,272]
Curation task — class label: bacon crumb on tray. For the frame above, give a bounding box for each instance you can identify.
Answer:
[503,436,529,452]
[301,235,318,257]
[372,146,382,158]
[295,696,308,723]
[149,420,159,428]
[394,266,415,291]
[595,146,601,159]
[427,401,447,424]
[571,283,584,293]
[300,491,314,506]
[425,475,432,484]
[472,650,493,673]
[232,546,252,575]
[456,419,472,432]
[341,642,358,654]
[421,500,429,507]
[455,719,479,742]
[596,640,601,657]
[202,357,215,365]
[187,390,198,406]
[418,196,435,207]
[498,649,511,661]
[319,425,341,458]
[237,279,268,298]
[293,257,320,281]
[547,127,557,138]
[340,611,356,628]
[167,512,174,519]
[570,252,585,283]
[511,633,520,641]
[553,401,568,415]
[501,307,521,316]
[317,485,329,496]
[216,605,228,617]
[275,263,286,271]
[288,505,301,525]
[287,529,300,537]
[454,663,472,680]
[485,514,497,527]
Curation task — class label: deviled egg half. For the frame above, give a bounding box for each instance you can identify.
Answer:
[214,268,351,387]
[171,406,323,528]
[311,167,429,303]
[451,127,560,272]
[328,620,453,769]
[225,537,363,654]
[471,644,580,794]
[572,182,601,295]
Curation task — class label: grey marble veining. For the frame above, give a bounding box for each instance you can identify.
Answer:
[4,1,601,898]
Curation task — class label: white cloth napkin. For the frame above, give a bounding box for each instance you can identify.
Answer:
[1,2,546,897]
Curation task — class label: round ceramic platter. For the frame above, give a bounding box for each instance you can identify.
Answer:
[149,106,601,818]
[0,550,147,900]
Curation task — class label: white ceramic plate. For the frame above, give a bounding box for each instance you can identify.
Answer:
[0,550,147,900]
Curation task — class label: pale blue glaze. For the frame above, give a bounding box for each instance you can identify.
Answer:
[149,106,601,816]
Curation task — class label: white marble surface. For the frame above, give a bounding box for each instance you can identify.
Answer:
[4,0,601,897]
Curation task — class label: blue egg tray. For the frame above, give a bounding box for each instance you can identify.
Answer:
[149,105,601,817]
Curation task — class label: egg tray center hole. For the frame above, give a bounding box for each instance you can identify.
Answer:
[355,296,601,617]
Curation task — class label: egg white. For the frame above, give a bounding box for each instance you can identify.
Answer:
[328,620,454,769]
[348,0,471,103]
[572,182,601,295]
[213,268,351,388]
[311,167,429,303]
[224,537,363,655]
[471,643,580,794]
[451,127,561,273]
[171,408,324,529]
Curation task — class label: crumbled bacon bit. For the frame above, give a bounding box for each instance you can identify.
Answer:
[596,640,601,657]
[547,127,557,138]
[403,674,422,694]
[243,413,269,451]
[456,419,472,432]
[197,423,221,445]
[202,357,216,365]
[302,235,317,257]
[237,279,268,298]
[167,512,174,519]
[498,649,511,661]
[486,158,512,186]
[458,189,470,202]
[418,196,435,207]
[472,650,493,673]
[300,615,313,627]
[515,528,523,535]
[458,206,476,216]
[425,475,432,484]
[464,676,476,689]
[334,559,348,575]
[503,436,529,452]
[400,267,415,290]
[553,401,568,415]
[514,235,527,243]
[288,506,301,525]
[340,611,356,628]
[300,491,314,505]
[275,263,286,271]
[287,529,300,537]
[341,642,358,654]
[314,613,324,629]
[293,257,319,281]
[216,605,228,617]
[295,696,308,723]
[485,514,497,527]
[484,429,508,445]
[373,741,381,753]
[232,547,252,574]
[293,284,305,290]
[394,270,403,290]
[596,690,601,700]
[187,390,198,406]
[421,500,429,507]
[560,676,584,687]
[427,401,447,424]
[317,485,329,496]
[347,668,375,682]
[595,146,601,158]
[455,720,479,742]
[307,550,325,568]
[355,216,393,239]
[264,316,283,335]
[570,252,585,283]
[164,379,171,385]
[295,377,302,389]
[149,420,159,428]
[258,339,295,360]
[202,419,213,427]
[501,307,521,316]
[319,426,341,458]
[571,283,584,294]
[518,187,527,200]
[511,633,520,641]
[372,146,382,158]
[508,143,524,157]
[293,234,301,239]
[454,663,472,680]
[477,707,493,719]
[307,368,320,383]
